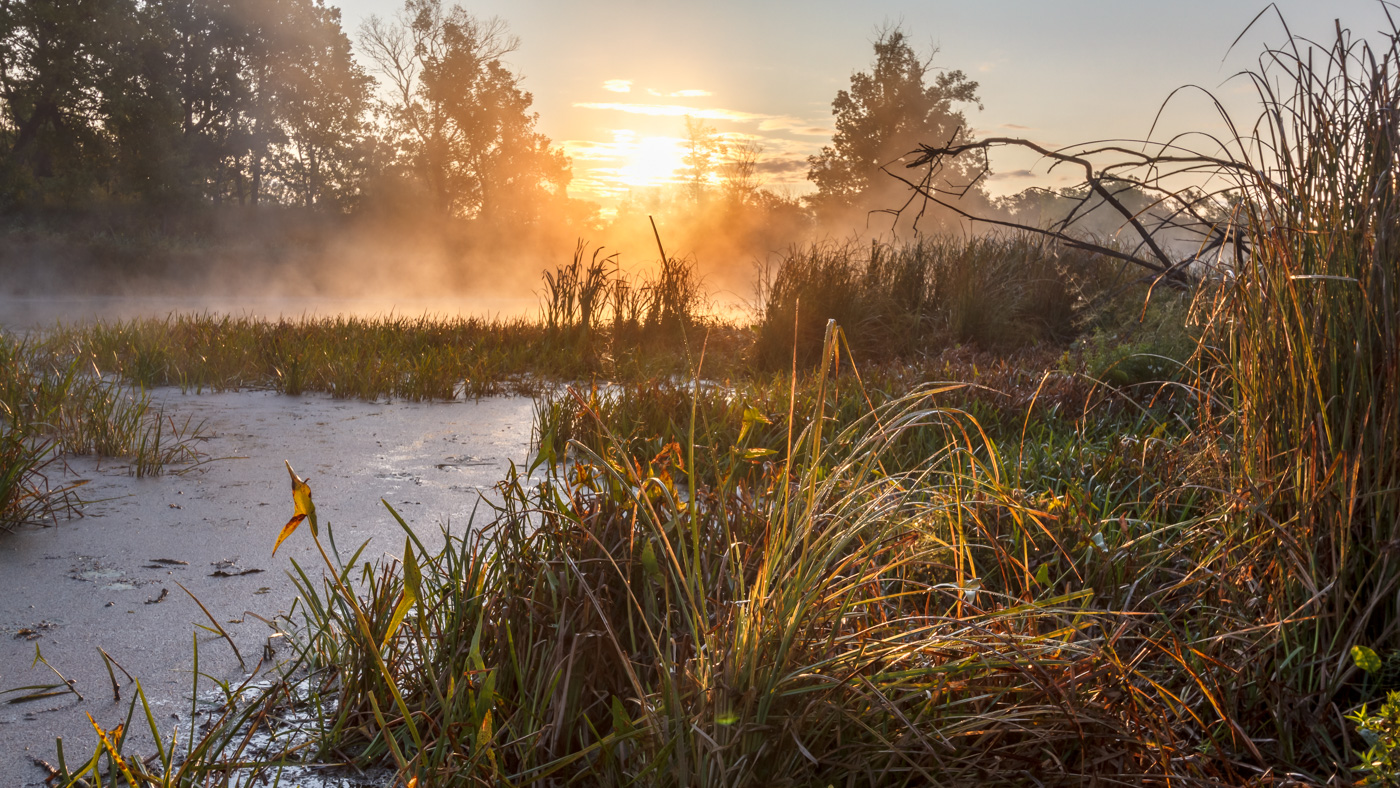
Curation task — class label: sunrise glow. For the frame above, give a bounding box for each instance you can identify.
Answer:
[614,131,685,189]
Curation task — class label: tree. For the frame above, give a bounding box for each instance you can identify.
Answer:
[359,0,568,222]
[720,136,763,205]
[681,114,722,205]
[262,0,374,209]
[0,0,130,207]
[806,28,981,227]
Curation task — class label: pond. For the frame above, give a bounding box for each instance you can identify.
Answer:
[0,386,538,785]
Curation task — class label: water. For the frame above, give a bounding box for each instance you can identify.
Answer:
[0,388,538,784]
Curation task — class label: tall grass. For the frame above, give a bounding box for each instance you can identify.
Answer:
[251,325,1234,785]
[1201,16,1400,763]
[754,234,1123,368]
[540,239,707,367]
[0,331,202,529]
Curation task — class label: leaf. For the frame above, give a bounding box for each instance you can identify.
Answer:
[272,514,305,557]
[1034,563,1051,588]
[716,710,739,726]
[741,447,777,461]
[89,714,138,785]
[610,696,633,734]
[738,404,771,443]
[274,461,317,556]
[1354,645,1383,674]
[382,537,420,648]
[286,460,317,537]
[640,540,661,580]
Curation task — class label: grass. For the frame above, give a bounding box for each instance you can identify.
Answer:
[1195,14,1400,764]
[20,16,1400,785]
[0,331,204,529]
[752,233,1127,369]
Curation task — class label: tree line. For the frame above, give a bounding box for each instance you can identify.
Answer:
[3,3,1117,252]
[0,0,574,228]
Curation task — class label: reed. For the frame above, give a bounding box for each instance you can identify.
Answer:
[1199,15,1400,764]
[753,234,1122,369]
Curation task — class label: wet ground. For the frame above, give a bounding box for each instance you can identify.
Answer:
[0,388,537,785]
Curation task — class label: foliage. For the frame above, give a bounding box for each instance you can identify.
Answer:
[0,0,374,214]
[1351,690,1400,786]
[806,27,982,227]
[358,0,569,222]
[754,234,1119,368]
[1069,290,1198,386]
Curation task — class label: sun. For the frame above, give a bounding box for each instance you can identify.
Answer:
[613,131,685,189]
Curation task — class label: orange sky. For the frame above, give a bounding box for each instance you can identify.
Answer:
[332,0,1394,208]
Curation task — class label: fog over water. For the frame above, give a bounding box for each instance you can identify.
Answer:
[0,295,541,334]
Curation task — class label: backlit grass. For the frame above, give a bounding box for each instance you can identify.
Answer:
[22,16,1400,785]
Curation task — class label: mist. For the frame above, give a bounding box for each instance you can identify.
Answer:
[0,0,1221,330]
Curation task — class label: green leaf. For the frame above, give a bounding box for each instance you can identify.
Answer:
[640,540,661,580]
[741,447,777,461]
[738,404,771,444]
[1034,563,1051,588]
[1354,645,1383,674]
[611,696,633,734]
[382,537,419,648]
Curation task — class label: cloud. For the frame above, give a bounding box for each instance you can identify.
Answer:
[756,117,831,136]
[757,158,810,176]
[1000,123,1031,130]
[574,102,774,123]
[670,89,712,97]
[603,79,632,93]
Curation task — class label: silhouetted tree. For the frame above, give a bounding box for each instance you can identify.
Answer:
[806,28,981,228]
[720,136,763,206]
[359,0,568,222]
[681,114,722,205]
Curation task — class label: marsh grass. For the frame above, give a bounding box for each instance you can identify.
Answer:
[1190,14,1400,765]
[203,323,1241,786]
[541,239,708,370]
[754,234,1124,368]
[0,331,204,527]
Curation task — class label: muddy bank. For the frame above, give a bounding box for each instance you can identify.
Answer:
[0,388,536,785]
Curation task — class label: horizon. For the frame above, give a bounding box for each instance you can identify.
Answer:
[332,0,1395,208]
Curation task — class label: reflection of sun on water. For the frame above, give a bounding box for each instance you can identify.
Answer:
[613,130,684,189]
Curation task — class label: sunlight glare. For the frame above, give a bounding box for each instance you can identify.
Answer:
[614,131,685,188]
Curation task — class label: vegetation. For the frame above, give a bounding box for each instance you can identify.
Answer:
[0,332,203,529]
[806,27,984,230]
[10,9,1400,788]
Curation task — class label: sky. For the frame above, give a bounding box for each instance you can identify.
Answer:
[330,0,1397,207]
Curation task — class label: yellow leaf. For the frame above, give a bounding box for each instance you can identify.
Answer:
[274,462,318,556]
[272,514,305,557]
[286,460,317,537]
[382,536,419,648]
[89,714,138,785]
